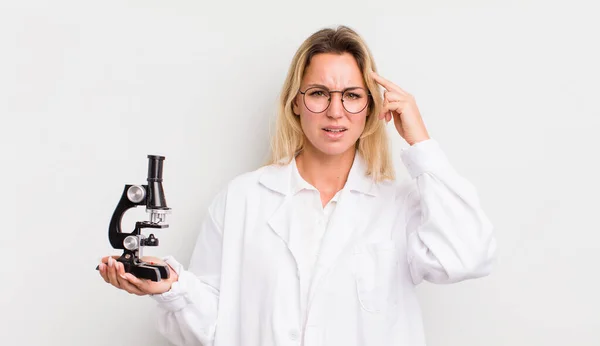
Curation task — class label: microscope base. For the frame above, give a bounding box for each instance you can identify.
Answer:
[95,255,170,282]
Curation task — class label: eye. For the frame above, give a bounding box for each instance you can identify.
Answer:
[309,90,328,97]
[344,91,363,100]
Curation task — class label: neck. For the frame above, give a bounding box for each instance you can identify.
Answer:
[295,143,356,196]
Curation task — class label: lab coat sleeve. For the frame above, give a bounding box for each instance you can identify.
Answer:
[400,138,496,285]
[149,191,225,346]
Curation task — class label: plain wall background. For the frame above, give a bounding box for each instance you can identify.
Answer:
[2,0,599,345]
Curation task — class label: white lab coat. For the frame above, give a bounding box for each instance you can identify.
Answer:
[151,139,496,346]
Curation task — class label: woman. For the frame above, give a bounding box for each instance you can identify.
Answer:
[99,25,495,346]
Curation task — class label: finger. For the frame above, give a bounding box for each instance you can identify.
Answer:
[382,94,405,123]
[383,91,406,103]
[382,101,408,115]
[370,71,397,91]
[381,101,402,120]
[118,277,146,296]
[123,272,151,293]
[381,95,394,119]
[98,263,110,283]
[116,264,146,296]
[382,111,389,122]
[100,255,120,265]
[370,71,407,95]
[106,257,121,289]
[379,95,390,120]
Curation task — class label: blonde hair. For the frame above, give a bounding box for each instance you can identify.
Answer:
[268,25,395,182]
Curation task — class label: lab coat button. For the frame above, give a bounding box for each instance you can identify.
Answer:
[289,330,300,341]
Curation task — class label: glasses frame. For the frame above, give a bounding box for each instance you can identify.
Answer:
[298,86,372,114]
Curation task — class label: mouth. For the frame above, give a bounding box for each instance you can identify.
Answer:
[322,127,348,133]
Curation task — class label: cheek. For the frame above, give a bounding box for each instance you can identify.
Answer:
[299,114,319,133]
[351,113,368,132]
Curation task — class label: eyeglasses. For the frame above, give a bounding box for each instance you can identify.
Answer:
[299,86,371,114]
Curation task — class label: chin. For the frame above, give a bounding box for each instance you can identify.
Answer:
[313,141,356,157]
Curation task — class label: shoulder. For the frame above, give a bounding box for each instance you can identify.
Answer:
[205,164,276,226]
[209,163,285,210]
[376,176,418,203]
[226,163,283,193]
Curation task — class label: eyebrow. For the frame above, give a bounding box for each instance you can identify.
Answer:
[305,83,365,91]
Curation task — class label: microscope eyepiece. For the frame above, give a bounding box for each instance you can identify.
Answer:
[146,155,170,211]
[147,155,165,181]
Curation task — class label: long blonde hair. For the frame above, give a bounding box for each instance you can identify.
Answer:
[268,25,395,182]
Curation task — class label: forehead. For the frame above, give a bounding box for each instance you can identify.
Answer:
[302,52,365,88]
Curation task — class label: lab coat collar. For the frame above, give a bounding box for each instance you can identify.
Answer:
[290,158,315,195]
[259,151,377,196]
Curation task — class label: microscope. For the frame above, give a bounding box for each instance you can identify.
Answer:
[97,155,172,282]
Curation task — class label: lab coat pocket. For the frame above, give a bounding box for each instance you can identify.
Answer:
[354,240,400,313]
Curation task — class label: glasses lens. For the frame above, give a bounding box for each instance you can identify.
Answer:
[303,87,330,113]
[342,88,369,113]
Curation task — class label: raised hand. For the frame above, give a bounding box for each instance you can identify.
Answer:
[371,71,430,146]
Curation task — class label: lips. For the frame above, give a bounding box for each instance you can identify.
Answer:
[321,126,348,140]
[322,127,348,133]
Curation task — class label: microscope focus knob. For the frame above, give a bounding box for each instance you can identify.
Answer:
[127,185,146,203]
[141,233,159,246]
[123,235,140,250]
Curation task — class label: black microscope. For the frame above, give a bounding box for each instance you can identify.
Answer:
[97,155,172,282]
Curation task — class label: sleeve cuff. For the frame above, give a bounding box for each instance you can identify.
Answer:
[150,256,193,311]
[400,138,452,178]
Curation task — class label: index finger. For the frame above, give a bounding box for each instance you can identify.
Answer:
[370,71,404,94]
[100,255,120,264]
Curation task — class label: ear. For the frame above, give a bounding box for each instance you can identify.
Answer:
[292,95,300,116]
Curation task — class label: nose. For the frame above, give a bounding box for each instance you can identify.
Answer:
[326,92,344,119]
